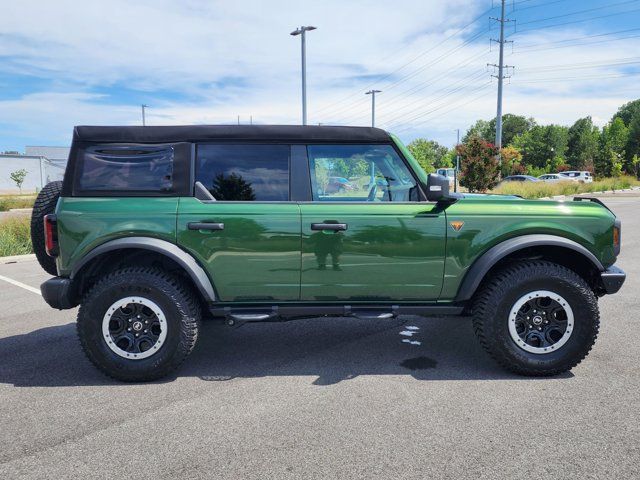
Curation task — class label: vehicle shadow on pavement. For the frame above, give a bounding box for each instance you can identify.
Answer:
[0,316,573,387]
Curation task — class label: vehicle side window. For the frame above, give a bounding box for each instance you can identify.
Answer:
[307,144,419,202]
[196,144,290,201]
[78,145,175,192]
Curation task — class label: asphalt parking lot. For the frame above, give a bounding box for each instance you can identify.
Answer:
[1,196,639,479]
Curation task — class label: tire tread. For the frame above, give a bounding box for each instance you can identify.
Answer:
[472,260,600,376]
[77,266,200,382]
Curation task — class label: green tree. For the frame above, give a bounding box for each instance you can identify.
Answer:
[596,117,628,177]
[612,98,640,171]
[463,114,535,146]
[407,138,450,173]
[631,154,640,178]
[457,137,500,192]
[626,115,640,174]
[210,173,255,200]
[613,98,640,126]
[331,155,369,179]
[566,117,599,171]
[462,119,492,143]
[512,124,568,170]
[10,169,28,193]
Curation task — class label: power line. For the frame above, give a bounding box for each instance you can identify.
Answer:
[313,6,496,117]
[513,71,640,84]
[512,0,573,13]
[518,34,640,53]
[335,50,490,125]
[511,7,640,35]
[518,57,640,73]
[379,71,488,126]
[391,83,494,134]
[327,29,492,123]
[516,0,639,27]
[386,81,493,129]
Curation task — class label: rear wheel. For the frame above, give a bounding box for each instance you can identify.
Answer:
[472,261,599,376]
[30,181,62,275]
[77,267,200,382]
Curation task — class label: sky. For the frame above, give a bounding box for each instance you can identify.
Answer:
[1,0,639,151]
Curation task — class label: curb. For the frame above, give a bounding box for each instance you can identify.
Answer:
[1,254,36,264]
[8,208,33,213]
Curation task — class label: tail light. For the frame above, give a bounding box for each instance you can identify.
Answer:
[613,219,621,257]
[44,214,59,257]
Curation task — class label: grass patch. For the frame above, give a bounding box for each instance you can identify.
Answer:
[0,195,36,212]
[0,216,32,256]
[491,175,640,199]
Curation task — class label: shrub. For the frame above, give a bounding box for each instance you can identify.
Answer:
[458,137,500,192]
[492,175,639,199]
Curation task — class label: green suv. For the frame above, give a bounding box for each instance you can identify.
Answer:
[32,125,625,381]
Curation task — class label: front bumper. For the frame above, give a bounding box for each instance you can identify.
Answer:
[600,265,626,294]
[41,277,76,310]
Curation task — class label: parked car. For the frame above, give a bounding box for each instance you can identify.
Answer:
[560,171,593,183]
[501,175,541,183]
[325,176,354,193]
[33,125,625,381]
[538,173,576,182]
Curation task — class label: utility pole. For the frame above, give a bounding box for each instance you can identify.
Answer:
[455,128,460,193]
[365,90,381,127]
[141,104,149,126]
[290,26,317,125]
[489,0,514,160]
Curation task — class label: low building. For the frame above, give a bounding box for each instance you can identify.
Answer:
[0,146,70,193]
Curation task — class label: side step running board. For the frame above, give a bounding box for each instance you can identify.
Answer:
[210,304,464,325]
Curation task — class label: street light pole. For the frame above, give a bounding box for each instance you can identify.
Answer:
[141,104,149,126]
[365,90,381,127]
[290,26,316,125]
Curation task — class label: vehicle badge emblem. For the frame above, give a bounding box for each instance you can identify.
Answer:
[450,220,464,232]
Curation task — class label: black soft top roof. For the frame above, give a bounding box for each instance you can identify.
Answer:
[73,125,392,144]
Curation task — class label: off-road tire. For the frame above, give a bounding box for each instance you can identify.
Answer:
[77,267,201,382]
[30,181,63,275]
[472,260,599,376]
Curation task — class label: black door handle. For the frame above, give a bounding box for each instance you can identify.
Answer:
[188,222,225,231]
[311,223,348,231]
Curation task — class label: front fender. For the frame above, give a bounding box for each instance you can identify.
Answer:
[453,234,604,302]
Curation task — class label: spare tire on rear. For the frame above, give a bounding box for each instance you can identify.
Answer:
[30,181,62,275]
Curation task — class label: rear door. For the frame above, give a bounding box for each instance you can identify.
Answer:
[300,144,446,302]
[177,144,301,302]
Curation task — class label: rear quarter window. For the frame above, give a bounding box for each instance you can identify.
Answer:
[74,143,190,196]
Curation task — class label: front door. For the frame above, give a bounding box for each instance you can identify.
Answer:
[300,144,446,302]
[177,144,301,302]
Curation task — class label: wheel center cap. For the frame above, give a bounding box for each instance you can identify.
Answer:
[532,315,543,326]
[132,321,143,332]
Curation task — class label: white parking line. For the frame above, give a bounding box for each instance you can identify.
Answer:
[0,274,42,295]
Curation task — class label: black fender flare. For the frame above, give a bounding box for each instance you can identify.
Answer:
[454,234,604,302]
[71,237,216,302]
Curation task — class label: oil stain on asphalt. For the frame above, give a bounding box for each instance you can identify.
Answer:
[400,356,438,371]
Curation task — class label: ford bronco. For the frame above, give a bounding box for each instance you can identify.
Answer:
[32,125,625,381]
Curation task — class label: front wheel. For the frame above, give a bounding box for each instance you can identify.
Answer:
[472,261,599,376]
[77,267,201,382]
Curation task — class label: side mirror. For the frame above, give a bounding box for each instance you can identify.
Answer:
[425,173,451,202]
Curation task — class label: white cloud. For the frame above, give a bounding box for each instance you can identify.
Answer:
[0,0,639,148]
